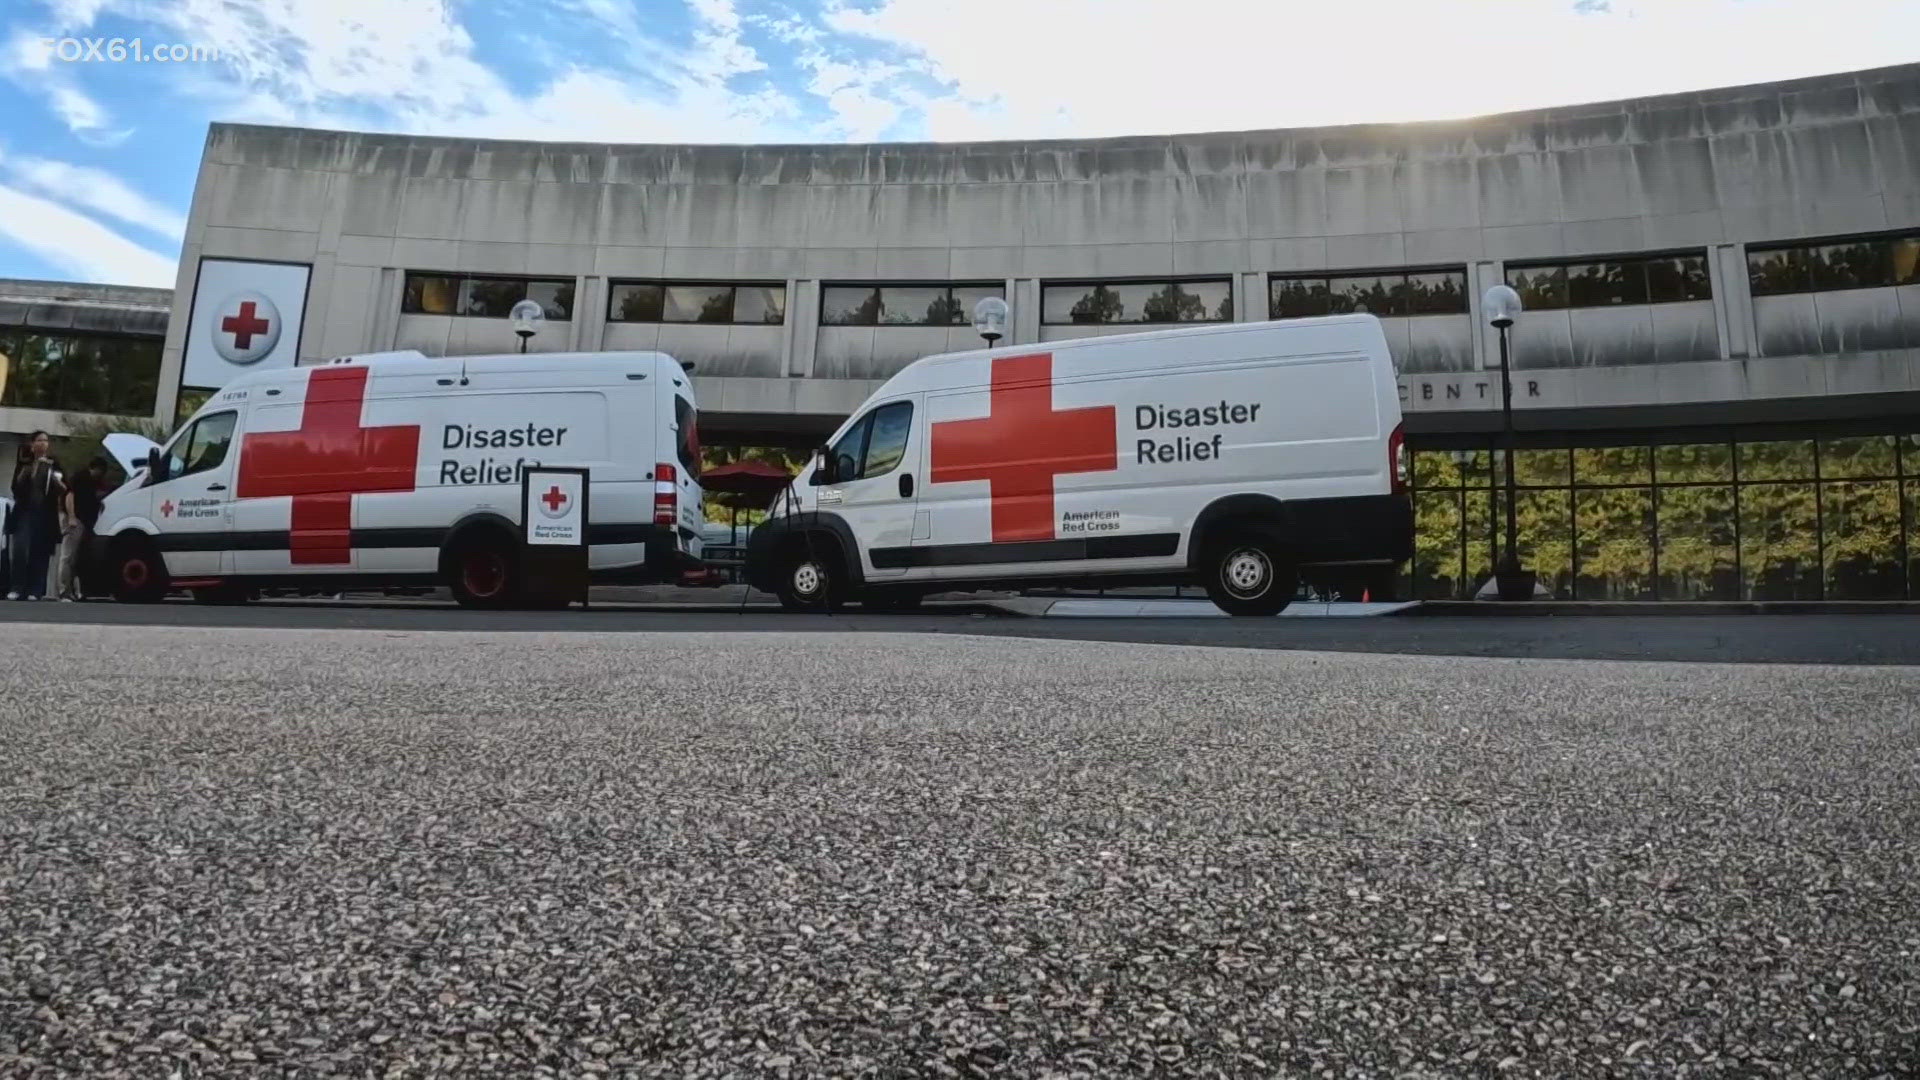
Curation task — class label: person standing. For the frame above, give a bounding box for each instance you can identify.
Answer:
[7,431,66,601]
[55,457,106,601]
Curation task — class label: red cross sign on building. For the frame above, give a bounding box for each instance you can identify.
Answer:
[929,352,1117,543]
[222,301,270,349]
[209,290,284,365]
[236,366,420,564]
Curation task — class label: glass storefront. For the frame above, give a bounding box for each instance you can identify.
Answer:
[1409,432,1919,600]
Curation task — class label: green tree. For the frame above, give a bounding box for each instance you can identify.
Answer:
[925,294,963,326]
[1070,285,1125,324]
[1142,284,1204,323]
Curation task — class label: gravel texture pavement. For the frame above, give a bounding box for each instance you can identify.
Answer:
[1,623,1917,1078]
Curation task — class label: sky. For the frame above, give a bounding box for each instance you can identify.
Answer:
[0,0,1916,289]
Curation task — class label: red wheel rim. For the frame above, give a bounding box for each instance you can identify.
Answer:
[122,558,149,588]
[462,552,506,598]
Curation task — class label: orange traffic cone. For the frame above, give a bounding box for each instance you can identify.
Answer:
[1362,589,1370,602]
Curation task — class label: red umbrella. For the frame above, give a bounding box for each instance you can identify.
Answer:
[699,458,796,511]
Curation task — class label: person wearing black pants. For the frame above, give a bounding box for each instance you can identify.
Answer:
[7,431,66,601]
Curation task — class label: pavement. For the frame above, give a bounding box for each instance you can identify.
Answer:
[1,624,1915,1078]
[6,597,1920,664]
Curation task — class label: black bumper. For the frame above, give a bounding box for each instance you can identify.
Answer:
[1285,493,1415,566]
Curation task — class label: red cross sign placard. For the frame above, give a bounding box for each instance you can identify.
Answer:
[523,467,587,547]
[184,258,310,390]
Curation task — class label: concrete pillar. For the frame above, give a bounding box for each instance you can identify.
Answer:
[571,274,602,351]
[1711,243,1752,360]
[1013,278,1041,343]
[371,268,403,351]
[1236,272,1264,322]
[1469,260,1502,371]
[788,280,818,376]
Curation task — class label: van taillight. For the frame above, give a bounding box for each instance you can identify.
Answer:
[1388,424,1407,494]
[655,462,677,525]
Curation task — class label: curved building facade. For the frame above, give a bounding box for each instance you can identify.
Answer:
[158,63,1920,601]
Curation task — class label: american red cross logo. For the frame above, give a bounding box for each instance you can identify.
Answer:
[222,301,271,349]
[542,486,567,512]
[236,366,420,564]
[929,352,1116,543]
[160,499,174,518]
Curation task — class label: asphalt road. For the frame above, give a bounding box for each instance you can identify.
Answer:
[1,624,1915,1078]
[3,596,1920,664]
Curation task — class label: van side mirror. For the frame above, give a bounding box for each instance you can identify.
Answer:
[145,448,166,485]
[809,446,833,486]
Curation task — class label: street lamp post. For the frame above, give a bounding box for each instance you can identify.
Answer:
[971,295,1008,348]
[510,299,545,354]
[1482,284,1534,601]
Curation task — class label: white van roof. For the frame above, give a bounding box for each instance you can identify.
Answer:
[220,349,695,390]
[875,314,1389,394]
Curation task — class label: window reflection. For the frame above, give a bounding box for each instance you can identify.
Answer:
[1739,482,1822,599]
[1738,440,1815,482]
[1407,433,1916,601]
[1575,446,1651,486]
[1493,488,1573,597]
[1822,481,1904,599]
[1657,485,1738,600]
[1654,443,1732,484]
[1819,435,1898,479]
[1511,449,1570,487]
[1575,486,1654,599]
[1413,490,1465,600]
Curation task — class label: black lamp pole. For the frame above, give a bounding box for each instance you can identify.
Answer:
[1497,322,1519,577]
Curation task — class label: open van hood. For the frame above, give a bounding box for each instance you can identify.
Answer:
[103,432,161,477]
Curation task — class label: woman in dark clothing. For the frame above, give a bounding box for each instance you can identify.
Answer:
[7,431,66,601]
[55,457,108,600]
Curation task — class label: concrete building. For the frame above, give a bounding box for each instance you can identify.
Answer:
[0,278,170,459]
[36,63,1920,600]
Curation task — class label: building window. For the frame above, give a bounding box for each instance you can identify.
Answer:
[1747,230,1920,297]
[1407,431,1918,602]
[402,273,576,320]
[1041,278,1233,326]
[821,283,1006,327]
[607,282,787,325]
[0,328,162,417]
[1505,253,1711,311]
[1270,268,1469,319]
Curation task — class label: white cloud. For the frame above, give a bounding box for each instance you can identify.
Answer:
[1,28,128,144]
[0,150,187,240]
[0,184,175,287]
[827,0,1920,140]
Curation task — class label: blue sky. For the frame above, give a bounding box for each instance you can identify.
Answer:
[1,0,1916,289]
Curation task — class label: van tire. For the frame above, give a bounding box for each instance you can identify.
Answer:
[776,543,843,612]
[1201,533,1295,617]
[109,536,169,604]
[446,533,521,610]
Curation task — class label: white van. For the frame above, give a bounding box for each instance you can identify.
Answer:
[95,349,705,607]
[743,316,1412,616]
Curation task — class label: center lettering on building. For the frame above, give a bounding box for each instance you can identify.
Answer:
[1135,401,1262,464]
[439,422,570,485]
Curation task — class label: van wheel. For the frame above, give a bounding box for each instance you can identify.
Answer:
[110,538,169,604]
[860,588,923,612]
[446,535,520,610]
[777,547,842,612]
[1202,534,1295,616]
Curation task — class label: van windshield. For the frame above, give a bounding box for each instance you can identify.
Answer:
[674,394,701,478]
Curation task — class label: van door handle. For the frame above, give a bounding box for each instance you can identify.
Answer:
[206,483,228,492]
[899,474,914,498]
